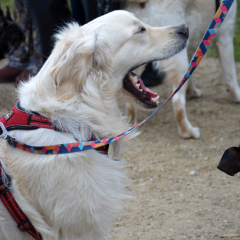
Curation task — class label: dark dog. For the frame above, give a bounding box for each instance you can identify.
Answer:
[0,6,26,60]
[217,146,240,176]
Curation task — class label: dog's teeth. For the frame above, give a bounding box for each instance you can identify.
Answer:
[151,96,159,102]
[129,75,139,83]
[133,76,138,83]
[139,89,143,92]
[136,83,140,89]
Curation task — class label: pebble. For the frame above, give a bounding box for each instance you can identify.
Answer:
[189,171,196,176]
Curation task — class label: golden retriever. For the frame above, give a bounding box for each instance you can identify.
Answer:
[0,11,188,240]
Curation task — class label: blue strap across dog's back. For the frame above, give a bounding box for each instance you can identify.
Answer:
[0,0,235,154]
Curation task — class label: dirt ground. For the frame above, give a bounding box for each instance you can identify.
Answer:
[0,57,240,240]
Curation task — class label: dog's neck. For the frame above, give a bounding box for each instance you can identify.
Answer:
[18,71,131,144]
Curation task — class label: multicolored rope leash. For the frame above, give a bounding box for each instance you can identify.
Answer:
[1,0,234,154]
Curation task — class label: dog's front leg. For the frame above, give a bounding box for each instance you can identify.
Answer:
[164,50,200,139]
[172,85,200,139]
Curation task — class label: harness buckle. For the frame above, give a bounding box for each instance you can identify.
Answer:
[0,122,13,139]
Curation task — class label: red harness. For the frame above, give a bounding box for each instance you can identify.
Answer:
[1,102,59,132]
[0,102,108,239]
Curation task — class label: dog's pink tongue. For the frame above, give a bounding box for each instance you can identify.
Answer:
[129,72,159,98]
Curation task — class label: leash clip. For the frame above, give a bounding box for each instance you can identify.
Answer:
[0,122,13,139]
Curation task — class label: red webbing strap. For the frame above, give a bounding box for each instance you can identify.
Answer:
[97,145,109,155]
[0,104,56,131]
[0,189,42,239]
[30,115,54,129]
[0,164,42,240]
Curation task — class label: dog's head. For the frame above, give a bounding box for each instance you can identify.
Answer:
[0,6,26,60]
[48,10,188,108]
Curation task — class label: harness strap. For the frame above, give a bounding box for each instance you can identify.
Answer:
[1,102,61,132]
[0,163,42,240]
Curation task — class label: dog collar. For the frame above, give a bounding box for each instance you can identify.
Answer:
[0,102,109,155]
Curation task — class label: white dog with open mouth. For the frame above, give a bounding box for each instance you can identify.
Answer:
[0,11,188,240]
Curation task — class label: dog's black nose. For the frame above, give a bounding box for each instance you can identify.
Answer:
[176,24,189,37]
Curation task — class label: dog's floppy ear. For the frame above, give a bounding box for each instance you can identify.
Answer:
[50,24,96,100]
[217,146,240,176]
[5,6,12,21]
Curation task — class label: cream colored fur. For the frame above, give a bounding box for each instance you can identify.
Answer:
[125,0,240,138]
[0,11,187,240]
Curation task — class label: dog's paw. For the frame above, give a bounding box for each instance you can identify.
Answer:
[186,87,202,99]
[180,127,200,139]
[229,87,240,103]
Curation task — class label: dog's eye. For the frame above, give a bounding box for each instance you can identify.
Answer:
[137,26,146,34]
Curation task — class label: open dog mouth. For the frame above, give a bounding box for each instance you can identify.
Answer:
[123,71,159,108]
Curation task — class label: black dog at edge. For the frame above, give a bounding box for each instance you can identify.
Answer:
[218,146,240,176]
